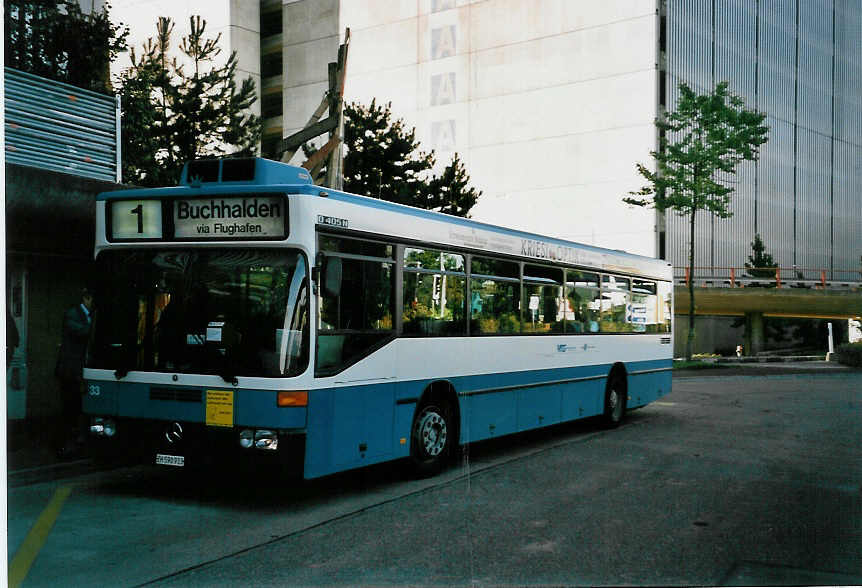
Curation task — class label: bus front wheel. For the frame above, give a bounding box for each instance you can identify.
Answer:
[410,402,452,477]
[603,372,627,428]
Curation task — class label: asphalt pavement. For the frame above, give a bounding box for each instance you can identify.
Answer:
[7,364,861,586]
[6,360,858,486]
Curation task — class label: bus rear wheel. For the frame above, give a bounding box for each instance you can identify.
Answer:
[410,402,452,477]
[603,372,627,428]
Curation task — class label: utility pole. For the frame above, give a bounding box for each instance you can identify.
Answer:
[277,29,350,188]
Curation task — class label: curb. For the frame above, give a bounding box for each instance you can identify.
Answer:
[716,355,826,364]
[675,356,827,364]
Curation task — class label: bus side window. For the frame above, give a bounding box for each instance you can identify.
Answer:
[565,271,600,333]
[316,236,395,375]
[657,281,673,333]
[600,275,632,333]
[632,279,658,333]
[470,256,521,335]
[523,264,563,334]
[403,248,466,337]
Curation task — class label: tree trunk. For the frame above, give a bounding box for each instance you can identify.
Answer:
[686,207,696,361]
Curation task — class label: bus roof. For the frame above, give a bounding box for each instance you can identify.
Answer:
[98,158,671,278]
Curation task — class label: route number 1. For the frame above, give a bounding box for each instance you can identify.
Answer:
[130,204,144,233]
[110,199,162,240]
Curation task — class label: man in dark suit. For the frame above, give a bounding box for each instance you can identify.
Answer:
[56,288,95,456]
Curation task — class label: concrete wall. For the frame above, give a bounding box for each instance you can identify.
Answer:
[673,315,745,358]
[282,0,341,139]
[281,0,660,256]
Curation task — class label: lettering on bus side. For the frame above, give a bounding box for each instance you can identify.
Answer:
[317,215,349,229]
[521,239,582,264]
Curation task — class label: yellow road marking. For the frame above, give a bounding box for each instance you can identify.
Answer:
[8,485,73,587]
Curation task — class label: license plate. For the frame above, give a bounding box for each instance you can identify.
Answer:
[155,454,185,467]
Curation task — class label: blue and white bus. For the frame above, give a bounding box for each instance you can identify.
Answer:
[83,157,673,478]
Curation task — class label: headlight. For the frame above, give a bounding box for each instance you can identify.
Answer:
[90,417,117,437]
[254,429,278,450]
[239,429,254,449]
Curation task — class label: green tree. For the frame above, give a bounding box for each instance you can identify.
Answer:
[422,153,482,217]
[745,233,777,280]
[624,82,769,360]
[306,100,481,217]
[341,100,435,205]
[4,0,128,93]
[118,16,261,186]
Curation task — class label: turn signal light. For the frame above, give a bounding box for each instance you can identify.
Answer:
[277,390,308,407]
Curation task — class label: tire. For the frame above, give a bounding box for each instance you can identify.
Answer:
[603,372,627,428]
[409,401,453,477]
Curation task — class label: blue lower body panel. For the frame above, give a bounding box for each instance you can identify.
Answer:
[84,359,672,479]
[82,381,306,429]
[302,359,672,479]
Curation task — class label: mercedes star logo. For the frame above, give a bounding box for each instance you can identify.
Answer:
[165,422,184,444]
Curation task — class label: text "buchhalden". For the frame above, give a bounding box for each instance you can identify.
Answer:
[176,198,281,220]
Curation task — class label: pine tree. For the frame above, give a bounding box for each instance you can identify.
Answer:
[118,16,261,186]
[745,234,777,279]
[422,153,482,217]
[305,100,481,217]
[341,100,435,205]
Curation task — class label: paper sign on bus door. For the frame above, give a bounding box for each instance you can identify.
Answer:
[206,390,233,427]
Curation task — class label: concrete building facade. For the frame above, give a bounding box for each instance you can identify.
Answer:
[111,1,861,277]
[664,0,862,280]
[275,0,661,256]
[104,1,861,361]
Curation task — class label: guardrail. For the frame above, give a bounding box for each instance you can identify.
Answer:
[674,266,862,290]
[4,67,121,183]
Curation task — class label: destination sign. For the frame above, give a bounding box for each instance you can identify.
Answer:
[174,196,286,239]
[107,194,288,241]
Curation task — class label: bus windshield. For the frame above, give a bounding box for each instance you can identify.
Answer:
[88,249,309,379]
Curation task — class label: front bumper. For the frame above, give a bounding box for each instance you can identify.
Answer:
[88,416,306,473]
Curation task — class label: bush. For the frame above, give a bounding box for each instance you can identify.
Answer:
[835,342,862,367]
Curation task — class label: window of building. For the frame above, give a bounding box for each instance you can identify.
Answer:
[260,9,282,38]
[261,52,283,79]
[261,92,283,119]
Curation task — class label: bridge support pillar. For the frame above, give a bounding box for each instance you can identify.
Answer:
[745,311,765,356]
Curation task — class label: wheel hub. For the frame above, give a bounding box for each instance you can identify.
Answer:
[417,410,447,457]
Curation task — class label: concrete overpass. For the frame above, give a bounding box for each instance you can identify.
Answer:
[672,267,862,355]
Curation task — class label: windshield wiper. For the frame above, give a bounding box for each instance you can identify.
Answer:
[218,370,238,386]
[112,344,132,379]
